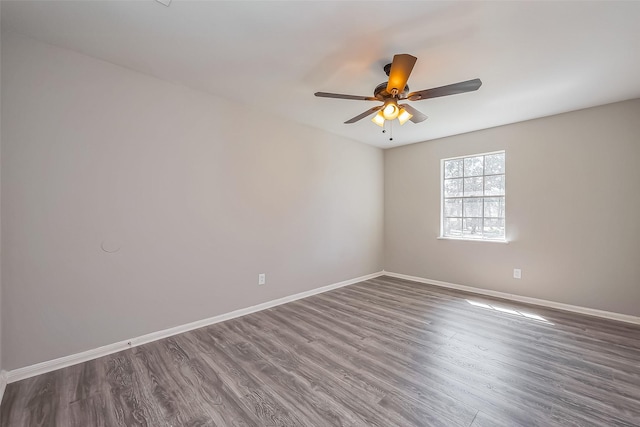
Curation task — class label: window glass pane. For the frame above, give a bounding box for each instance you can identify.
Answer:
[485,153,505,175]
[444,218,462,237]
[484,197,505,218]
[441,151,506,241]
[484,175,505,196]
[462,218,482,237]
[444,199,462,217]
[444,178,463,197]
[444,159,463,178]
[463,177,483,196]
[483,218,505,239]
[464,156,484,177]
[463,198,483,217]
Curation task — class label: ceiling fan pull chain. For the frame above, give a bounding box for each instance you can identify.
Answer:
[389,120,394,142]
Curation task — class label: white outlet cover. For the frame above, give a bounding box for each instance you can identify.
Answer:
[513,269,522,279]
[258,274,266,285]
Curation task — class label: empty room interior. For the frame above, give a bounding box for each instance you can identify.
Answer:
[0,1,639,426]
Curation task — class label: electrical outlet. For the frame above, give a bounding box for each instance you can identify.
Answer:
[258,273,266,285]
[513,269,522,279]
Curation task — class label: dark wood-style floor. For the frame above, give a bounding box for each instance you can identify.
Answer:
[2,276,640,426]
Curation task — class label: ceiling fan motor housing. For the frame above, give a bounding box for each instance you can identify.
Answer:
[374,82,409,99]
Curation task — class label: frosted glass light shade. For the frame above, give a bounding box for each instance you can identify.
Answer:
[398,108,413,125]
[371,111,385,127]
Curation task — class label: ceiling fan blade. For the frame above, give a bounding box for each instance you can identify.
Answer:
[315,92,378,101]
[386,54,417,94]
[344,105,383,124]
[399,104,428,123]
[407,78,482,101]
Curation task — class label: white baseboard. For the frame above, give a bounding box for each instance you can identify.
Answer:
[382,271,640,325]
[0,370,7,405]
[9,269,635,386]
[6,271,385,384]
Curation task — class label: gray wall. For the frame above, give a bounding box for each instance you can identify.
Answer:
[1,33,384,370]
[385,99,640,317]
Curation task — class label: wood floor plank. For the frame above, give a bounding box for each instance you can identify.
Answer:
[2,275,640,426]
[347,281,640,382]
[130,339,251,426]
[264,305,480,426]
[211,321,372,426]
[185,327,310,426]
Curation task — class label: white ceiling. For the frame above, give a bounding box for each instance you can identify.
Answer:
[2,1,640,148]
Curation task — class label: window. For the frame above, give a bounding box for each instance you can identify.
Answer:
[441,151,505,241]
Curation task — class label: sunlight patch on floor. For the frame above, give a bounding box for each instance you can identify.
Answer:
[466,299,554,324]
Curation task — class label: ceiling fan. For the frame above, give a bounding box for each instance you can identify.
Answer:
[315,54,482,127]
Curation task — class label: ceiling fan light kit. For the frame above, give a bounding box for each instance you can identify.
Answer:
[315,53,482,138]
[382,99,400,120]
[372,111,386,127]
[397,108,413,125]
[371,100,413,127]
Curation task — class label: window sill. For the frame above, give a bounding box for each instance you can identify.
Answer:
[437,236,509,244]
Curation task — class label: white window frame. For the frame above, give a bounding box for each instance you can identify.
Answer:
[439,150,507,243]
